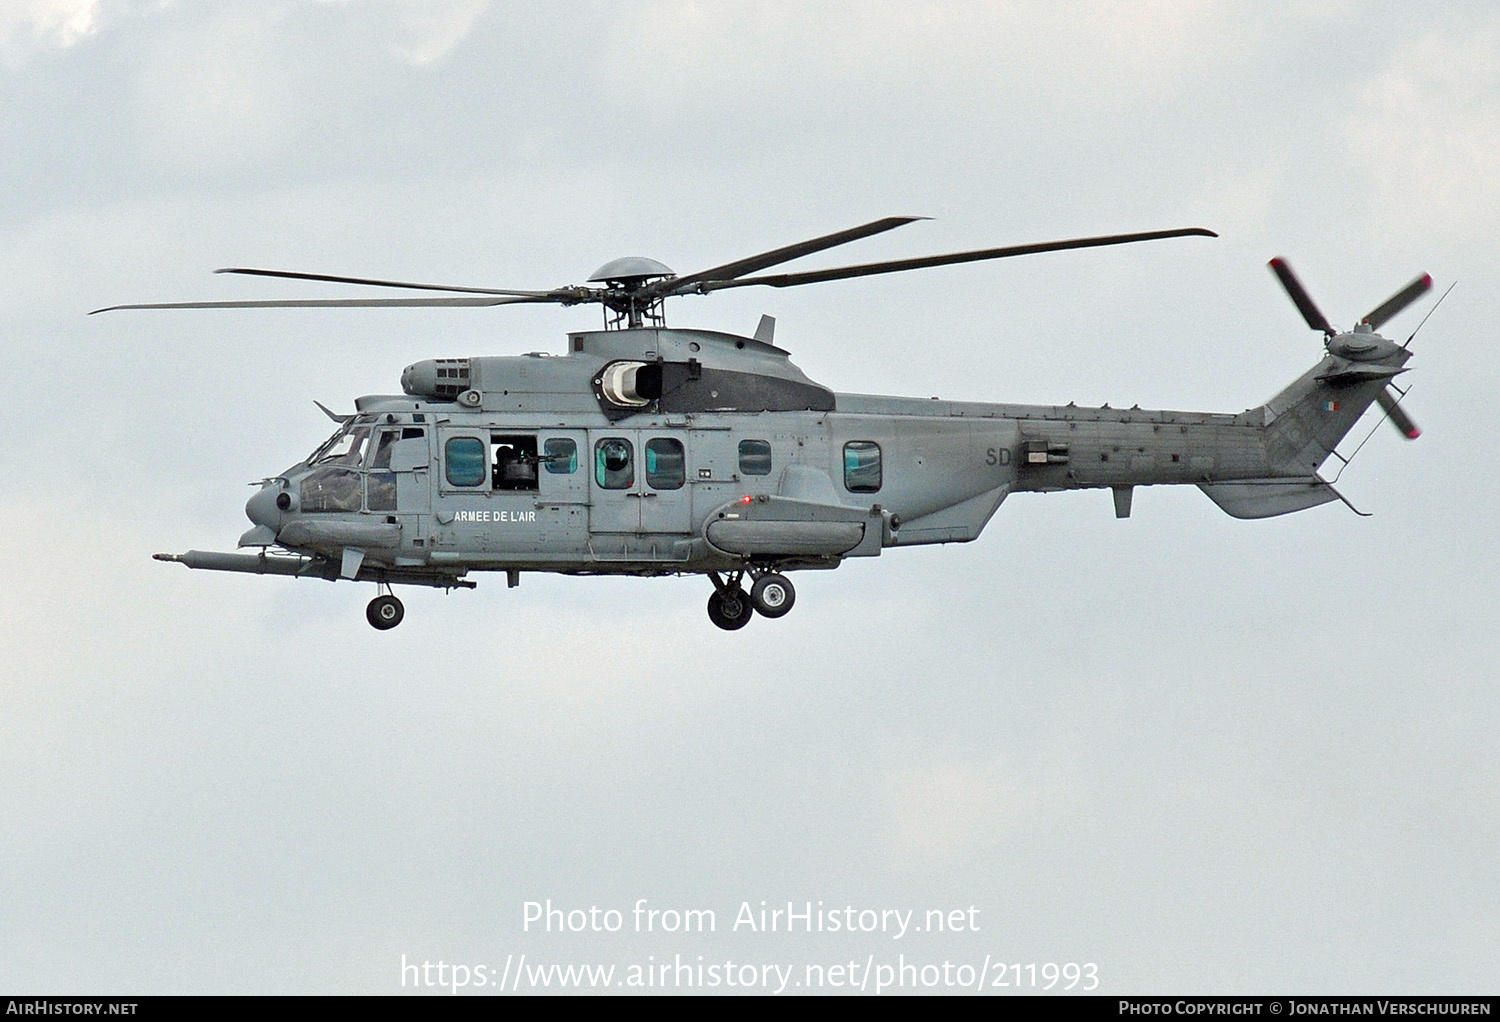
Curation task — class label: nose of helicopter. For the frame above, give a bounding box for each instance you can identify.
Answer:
[241,483,285,547]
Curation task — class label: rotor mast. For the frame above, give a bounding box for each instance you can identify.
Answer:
[587,257,674,329]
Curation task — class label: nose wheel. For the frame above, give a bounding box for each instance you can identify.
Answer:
[367,591,405,630]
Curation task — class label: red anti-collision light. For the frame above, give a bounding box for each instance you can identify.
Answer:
[741,495,753,504]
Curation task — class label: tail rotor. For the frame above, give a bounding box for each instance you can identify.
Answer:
[1268,258,1433,441]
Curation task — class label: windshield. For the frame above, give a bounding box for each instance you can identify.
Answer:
[307,420,371,466]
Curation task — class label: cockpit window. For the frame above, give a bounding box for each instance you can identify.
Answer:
[370,427,427,470]
[370,430,398,469]
[309,422,370,466]
[307,421,352,464]
[301,468,363,512]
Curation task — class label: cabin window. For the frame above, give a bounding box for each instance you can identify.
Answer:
[445,437,487,487]
[543,438,578,474]
[595,438,635,489]
[843,441,882,493]
[738,439,773,476]
[645,438,685,490]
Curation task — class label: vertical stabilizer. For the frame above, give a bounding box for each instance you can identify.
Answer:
[1260,359,1391,477]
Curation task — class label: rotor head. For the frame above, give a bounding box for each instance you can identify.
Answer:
[588,257,675,286]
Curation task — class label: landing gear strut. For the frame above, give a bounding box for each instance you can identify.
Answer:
[705,569,796,629]
[367,587,404,630]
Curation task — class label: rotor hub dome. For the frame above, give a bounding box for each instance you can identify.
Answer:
[588,256,674,284]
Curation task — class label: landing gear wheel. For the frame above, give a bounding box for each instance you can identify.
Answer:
[707,587,754,630]
[367,594,404,630]
[750,573,795,618]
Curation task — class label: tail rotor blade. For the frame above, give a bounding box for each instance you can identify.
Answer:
[1362,273,1433,332]
[1269,257,1335,337]
[1376,386,1421,440]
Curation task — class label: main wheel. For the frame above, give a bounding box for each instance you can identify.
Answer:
[750,573,796,618]
[707,587,753,630]
[366,594,405,630]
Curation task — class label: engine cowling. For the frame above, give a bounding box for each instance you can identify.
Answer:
[400,358,472,400]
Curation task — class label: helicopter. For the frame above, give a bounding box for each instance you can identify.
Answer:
[95,217,1433,630]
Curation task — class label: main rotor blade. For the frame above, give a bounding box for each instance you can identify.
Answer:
[1362,273,1433,332]
[696,227,1218,293]
[647,216,929,300]
[1375,386,1421,440]
[90,295,552,313]
[216,267,562,298]
[1268,257,1335,337]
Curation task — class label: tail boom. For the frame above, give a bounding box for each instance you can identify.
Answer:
[997,352,1403,519]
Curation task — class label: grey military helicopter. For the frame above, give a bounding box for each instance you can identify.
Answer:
[95,218,1432,630]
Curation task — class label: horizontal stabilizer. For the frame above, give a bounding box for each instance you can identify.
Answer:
[1315,362,1405,384]
[1198,478,1339,519]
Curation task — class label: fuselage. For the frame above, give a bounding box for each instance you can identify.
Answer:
[238,325,1303,587]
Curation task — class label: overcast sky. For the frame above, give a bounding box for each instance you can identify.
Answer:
[3,0,1497,996]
